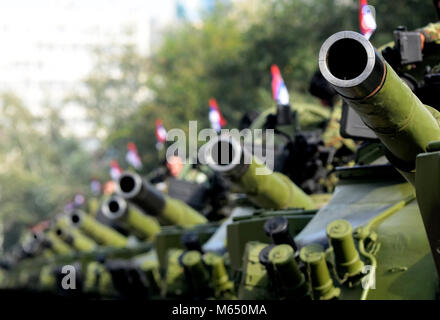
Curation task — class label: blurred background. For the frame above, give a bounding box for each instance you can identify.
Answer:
[0,0,435,252]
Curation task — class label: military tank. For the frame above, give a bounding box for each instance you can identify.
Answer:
[218,30,440,300]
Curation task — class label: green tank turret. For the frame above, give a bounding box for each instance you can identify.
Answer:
[319,30,440,284]
[115,172,207,227]
[229,28,440,298]
[244,30,440,301]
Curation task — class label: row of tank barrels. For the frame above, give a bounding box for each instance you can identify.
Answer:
[0,134,368,300]
[2,29,439,299]
[0,135,313,297]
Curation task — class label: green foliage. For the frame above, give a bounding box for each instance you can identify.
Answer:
[66,45,150,131]
[369,0,437,46]
[150,2,246,129]
[101,0,436,170]
[0,93,95,251]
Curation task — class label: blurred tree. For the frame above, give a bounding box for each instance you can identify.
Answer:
[65,43,156,174]
[149,1,246,129]
[370,0,436,46]
[66,44,151,135]
[0,93,95,251]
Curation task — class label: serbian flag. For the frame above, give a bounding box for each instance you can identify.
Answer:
[74,193,85,207]
[126,142,143,169]
[110,160,123,181]
[90,179,101,195]
[209,98,227,132]
[271,65,290,105]
[155,119,167,150]
[155,119,167,144]
[64,202,74,213]
[359,0,376,40]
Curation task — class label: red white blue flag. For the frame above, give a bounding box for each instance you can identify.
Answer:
[90,179,101,195]
[209,98,227,132]
[155,119,167,144]
[271,64,290,105]
[359,0,376,40]
[110,160,123,181]
[74,193,85,207]
[126,142,143,169]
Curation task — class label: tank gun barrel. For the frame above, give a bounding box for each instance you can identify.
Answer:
[115,172,207,227]
[45,230,73,255]
[68,209,128,247]
[101,195,161,240]
[203,135,315,210]
[318,31,440,178]
[54,226,96,252]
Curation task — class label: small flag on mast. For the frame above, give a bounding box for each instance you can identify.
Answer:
[209,98,227,132]
[126,142,143,169]
[74,193,85,207]
[110,160,123,181]
[359,0,376,40]
[155,119,167,144]
[271,64,290,105]
[90,179,101,195]
[155,119,167,150]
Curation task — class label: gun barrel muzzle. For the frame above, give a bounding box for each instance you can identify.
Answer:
[116,172,165,215]
[45,231,73,255]
[102,195,161,240]
[102,195,128,220]
[69,209,128,247]
[55,226,96,252]
[319,31,385,100]
[204,135,315,210]
[116,172,207,227]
